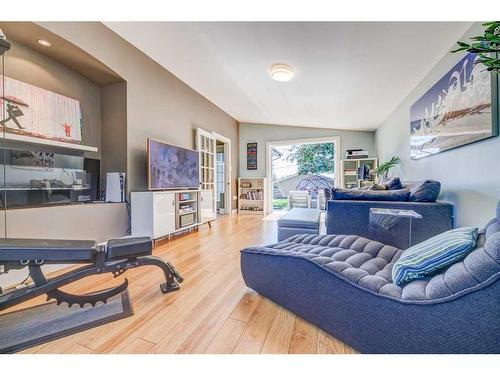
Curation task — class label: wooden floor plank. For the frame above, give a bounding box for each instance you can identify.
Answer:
[317,330,357,354]
[289,317,319,354]
[93,269,216,353]
[63,344,94,354]
[204,318,247,354]
[152,274,242,353]
[229,290,262,322]
[33,330,91,354]
[118,338,155,354]
[232,297,278,354]
[174,281,247,353]
[260,306,296,354]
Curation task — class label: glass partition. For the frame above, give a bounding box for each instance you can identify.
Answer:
[1,33,9,239]
[0,148,95,209]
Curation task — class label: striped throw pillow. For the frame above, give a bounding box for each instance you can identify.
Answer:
[392,227,478,286]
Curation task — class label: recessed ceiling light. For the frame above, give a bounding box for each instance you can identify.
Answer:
[271,63,294,82]
[37,39,51,47]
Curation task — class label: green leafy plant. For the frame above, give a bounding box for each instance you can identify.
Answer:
[287,143,335,175]
[452,21,500,72]
[272,198,288,209]
[373,156,402,179]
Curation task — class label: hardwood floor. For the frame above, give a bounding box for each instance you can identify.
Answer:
[7,214,356,354]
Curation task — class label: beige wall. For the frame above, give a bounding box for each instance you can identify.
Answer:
[0,203,128,241]
[40,22,240,209]
[101,81,128,185]
[3,40,101,159]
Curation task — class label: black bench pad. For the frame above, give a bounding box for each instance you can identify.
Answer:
[0,237,152,262]
[0,239,96,262]
[106,237,152,260]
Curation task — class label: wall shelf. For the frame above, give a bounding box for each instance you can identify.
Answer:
[2,132,98,153]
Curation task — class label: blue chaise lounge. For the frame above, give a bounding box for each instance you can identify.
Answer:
[240,203,500,353]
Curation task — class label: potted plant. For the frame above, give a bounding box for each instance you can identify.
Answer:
[373,156,402,180]
[452,21,500,72]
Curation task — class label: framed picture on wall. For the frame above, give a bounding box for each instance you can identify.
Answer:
[0,75,83,144]
[247,142,257,170]
[410,52,499,160]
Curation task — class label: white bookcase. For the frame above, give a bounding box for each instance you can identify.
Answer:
[340,158,378,189]
[238,178,266,215]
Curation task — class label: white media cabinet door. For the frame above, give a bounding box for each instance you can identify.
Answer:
[153,192,176,238]
[199,189,215,223]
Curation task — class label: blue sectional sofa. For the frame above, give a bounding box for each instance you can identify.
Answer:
[240,203,500,353]
[326,179,454,249]
[326,200,454,249]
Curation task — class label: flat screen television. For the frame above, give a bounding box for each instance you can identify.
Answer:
[147,139,200,190]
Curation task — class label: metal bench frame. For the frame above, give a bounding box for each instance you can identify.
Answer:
[0,240,183,311]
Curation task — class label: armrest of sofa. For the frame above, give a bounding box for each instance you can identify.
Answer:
[326,200,454,249]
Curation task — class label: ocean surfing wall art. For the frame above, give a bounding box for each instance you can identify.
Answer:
[410,52,498,160]
[0,76,83,144]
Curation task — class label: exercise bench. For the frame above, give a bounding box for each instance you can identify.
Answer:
[0,237,183,311]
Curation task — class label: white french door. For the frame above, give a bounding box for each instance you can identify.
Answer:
[196,128,217,223]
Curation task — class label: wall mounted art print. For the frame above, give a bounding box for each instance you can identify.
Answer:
[0,75,83,144]
[247,142,258,170]
[410,52,498,160]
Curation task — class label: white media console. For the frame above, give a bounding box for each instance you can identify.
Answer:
[131,189,215,242]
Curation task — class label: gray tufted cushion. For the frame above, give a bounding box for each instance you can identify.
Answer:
[246,216,500,303]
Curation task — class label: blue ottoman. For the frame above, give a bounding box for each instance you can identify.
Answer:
[277,208,320,241]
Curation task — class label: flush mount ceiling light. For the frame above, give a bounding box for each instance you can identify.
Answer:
[37,39,51,47]
[270,63,294,82]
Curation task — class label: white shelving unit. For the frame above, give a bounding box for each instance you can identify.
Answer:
[238,177,266,215]
[341,158,378,189]
[131,190,201,244]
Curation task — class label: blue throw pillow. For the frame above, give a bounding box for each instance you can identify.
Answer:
[384,177,403,190]
[409,180,441,202]
[332,188,410,202]
[392,227,478,285]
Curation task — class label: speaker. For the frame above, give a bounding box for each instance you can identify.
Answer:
[106,172,126,203]
[83,158,100,201]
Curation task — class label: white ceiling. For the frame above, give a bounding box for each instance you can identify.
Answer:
[105,22,472,131]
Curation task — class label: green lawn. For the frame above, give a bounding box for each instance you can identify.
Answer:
[273,198,288,209]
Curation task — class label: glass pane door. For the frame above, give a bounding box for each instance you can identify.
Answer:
[196,128,216,222]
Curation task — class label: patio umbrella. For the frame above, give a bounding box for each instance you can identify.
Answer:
[296,174,335,199]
